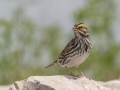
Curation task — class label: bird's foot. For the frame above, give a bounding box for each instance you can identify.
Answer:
[82,75,91,80]
[75,75,91,80]
[75,75,82,78]
[69,73,76,77]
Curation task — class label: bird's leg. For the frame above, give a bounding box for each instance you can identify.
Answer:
[76,67,84,76]
[65,67,76,77]
[76,67,91,80]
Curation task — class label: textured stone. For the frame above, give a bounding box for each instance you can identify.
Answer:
[8,75,120,90]
[0,86,9,90]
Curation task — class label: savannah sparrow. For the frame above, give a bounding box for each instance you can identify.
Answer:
[45,23,92,78]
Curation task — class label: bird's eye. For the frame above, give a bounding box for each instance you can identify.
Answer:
[78,26,82,29]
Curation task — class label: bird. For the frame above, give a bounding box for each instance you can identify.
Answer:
[44,23,92,78]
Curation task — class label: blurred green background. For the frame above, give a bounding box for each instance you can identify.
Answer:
[0,0,120,85]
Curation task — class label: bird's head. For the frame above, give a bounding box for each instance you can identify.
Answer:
[73,23,89,38]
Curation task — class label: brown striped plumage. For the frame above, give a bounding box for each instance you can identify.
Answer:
[45,23,92,78]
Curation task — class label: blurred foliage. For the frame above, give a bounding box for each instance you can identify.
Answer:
[0,0,120,85]
[0,7,68,84]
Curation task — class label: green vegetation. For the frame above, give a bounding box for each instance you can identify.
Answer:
[0,0,120,85]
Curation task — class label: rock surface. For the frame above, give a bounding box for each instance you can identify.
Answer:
[8,75,120,90]
[0,85,9,90]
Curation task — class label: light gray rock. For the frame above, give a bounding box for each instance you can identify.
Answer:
[0,85,9,90]
[99,80,120,90]
[8,75,120,90]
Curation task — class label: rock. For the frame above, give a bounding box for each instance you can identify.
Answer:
[0,85,9,90]
[8,75,120,90]
[99,80,120,90]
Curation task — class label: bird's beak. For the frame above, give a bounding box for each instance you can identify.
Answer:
[73,27,78,31]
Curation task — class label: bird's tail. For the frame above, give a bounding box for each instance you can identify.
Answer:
[44,60,57,68]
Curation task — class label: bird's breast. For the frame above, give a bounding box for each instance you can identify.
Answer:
[61,52,90,68]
